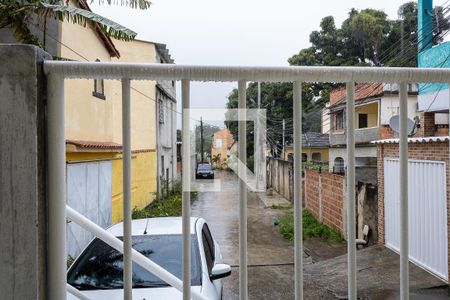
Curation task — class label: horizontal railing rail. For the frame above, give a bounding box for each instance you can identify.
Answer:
[44,61,450,300]
[44,61,450,83]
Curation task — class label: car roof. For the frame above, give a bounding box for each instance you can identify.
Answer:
[107,217,200,236]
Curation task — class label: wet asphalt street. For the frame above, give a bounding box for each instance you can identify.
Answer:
[190,171,450,300]
[191,171,329,299]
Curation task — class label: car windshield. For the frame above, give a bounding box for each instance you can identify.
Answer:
[198,165,212,171]
[67,234,201,290]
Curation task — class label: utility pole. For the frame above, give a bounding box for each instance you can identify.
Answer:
[282,118,285,159]
[255,82,261,190]
[200,117,204,162]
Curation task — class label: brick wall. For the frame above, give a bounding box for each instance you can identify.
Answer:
[305,169,345,234]
[377,141,450,279]
[417,112,436,137]
[379,124,394,139]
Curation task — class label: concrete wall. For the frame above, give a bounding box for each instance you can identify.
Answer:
[379,94,419,125]
[0,44,50,300]
[266,158,293,202]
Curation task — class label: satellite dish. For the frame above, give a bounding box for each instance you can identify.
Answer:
[389,115,418,137]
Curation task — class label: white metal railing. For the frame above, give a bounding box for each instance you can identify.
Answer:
[44,61,450,300]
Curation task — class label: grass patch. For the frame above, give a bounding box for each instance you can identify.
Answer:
[277,210,343,242]
[270,204,293,210]
[132,180,197,219]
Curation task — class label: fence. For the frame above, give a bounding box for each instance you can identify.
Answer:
[42,60,450,300]
[303,169,378,242]
[266,157,294,201]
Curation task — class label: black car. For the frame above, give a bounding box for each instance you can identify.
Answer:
[196,163,214,179]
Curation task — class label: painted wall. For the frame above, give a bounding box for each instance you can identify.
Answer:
[211,128,235,167]
[321,106,330,134]
[328,146,377,169]
[418,42,450,112]
[379,94,419,124]
[111,151,157,223]
[111,39,157,151]
[356,102,378,128]
[283,147,329,162]
[60,20,115,143]
[66,151,157,224]
[62,30,162,224]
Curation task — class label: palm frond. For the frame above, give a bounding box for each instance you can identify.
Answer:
[96,0,151,10]
[39,2,137,41]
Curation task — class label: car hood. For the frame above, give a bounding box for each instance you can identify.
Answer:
[67,286,202,300]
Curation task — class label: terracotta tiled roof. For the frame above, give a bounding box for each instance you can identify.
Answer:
[66,139,122,150]
[329,83,383,106]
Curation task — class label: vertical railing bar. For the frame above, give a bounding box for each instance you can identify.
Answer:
[238,80,248,300]
[346,82,357,300]
[399,82,409,300]
[122,78,132,300]
[47,74,67,300]
[293,81,303,300]
[181,79,191,300]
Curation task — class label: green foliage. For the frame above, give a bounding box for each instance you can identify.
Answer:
[39,3,137,41]
[194,123,220,161]
[0,0,150,49]
[276,210,342,242]
[67,255,75,269]
[132,180,197,219]
[225,81,322,160]
[303,161,329,172]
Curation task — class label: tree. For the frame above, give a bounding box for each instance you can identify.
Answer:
[0,0,150,48]
[225,2,450,156]
[211,153,221,169]
[194,123,220,161]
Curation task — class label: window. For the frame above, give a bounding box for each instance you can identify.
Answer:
[312,152,322,162]
[358,113,368,129]
[287,153,293,162]
[334,157,345,173]
[92,59,105,100]
[334,111,344,131]
[159,100,165,124]
[302,153,308,162]
[202,224,215,274]
[161,155,165,173]
[215,138,222,149]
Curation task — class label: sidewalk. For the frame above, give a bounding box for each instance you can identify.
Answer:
[254,189,292,208]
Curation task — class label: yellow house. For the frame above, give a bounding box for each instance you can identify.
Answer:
[53,1,176,231]
[0,0,175,257]
[283,132,329,163]
[211,128,234,168]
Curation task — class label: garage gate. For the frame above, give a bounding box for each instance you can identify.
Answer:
[66,161,112,258]
[384,158,448,281]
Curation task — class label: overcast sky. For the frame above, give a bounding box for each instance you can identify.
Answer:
[91,0,447,128]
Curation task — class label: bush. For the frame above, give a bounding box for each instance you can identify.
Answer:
[277,210,342,242]
[131,180,197,219]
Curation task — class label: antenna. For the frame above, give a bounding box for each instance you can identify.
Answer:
[389,115,418,137]
[143,218,150,235]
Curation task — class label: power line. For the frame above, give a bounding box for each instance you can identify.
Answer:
[30,21,220,128]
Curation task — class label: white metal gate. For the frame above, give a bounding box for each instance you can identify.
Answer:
[384,158,448,281]
[66,161,112,257]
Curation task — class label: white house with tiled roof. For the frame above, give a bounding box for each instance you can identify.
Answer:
[325,83,418,182]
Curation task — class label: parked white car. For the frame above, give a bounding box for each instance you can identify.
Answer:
[67,217,231,300]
